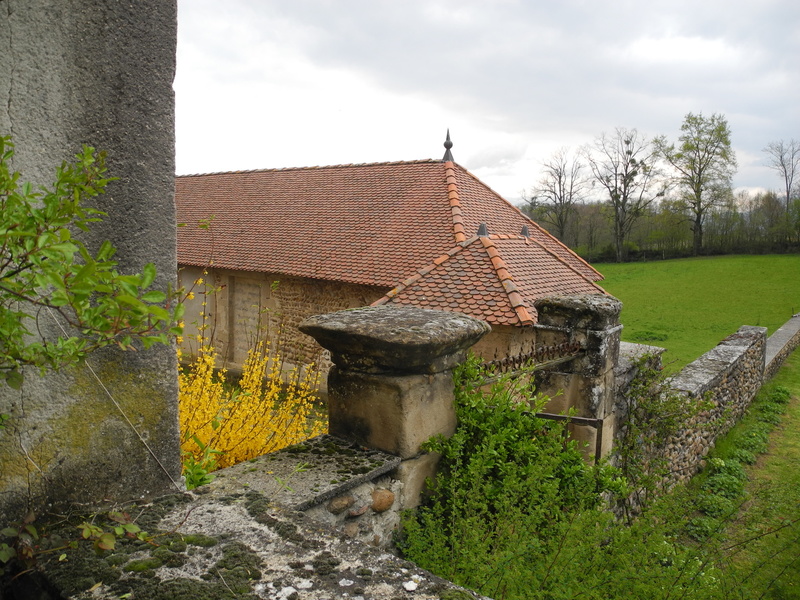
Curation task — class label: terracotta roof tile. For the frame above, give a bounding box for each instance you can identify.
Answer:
[176,159,603,292]
[373,234,606,326]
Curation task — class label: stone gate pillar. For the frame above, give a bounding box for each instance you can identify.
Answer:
[533,294,622,459]
[300,305,490,506]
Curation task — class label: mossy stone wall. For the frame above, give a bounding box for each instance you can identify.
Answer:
[0,0,181,522]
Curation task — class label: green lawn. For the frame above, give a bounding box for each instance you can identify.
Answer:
[719,350,800,598]
[593,255,800,370]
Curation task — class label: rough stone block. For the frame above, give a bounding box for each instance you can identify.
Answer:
[535,294,622,331]
[300,305,490,374]
[328,368,456,459]
[393,452,442,509]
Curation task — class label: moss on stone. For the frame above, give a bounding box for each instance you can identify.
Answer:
[124,557,163,572]
[208,541,263,592]
[182,533,218,547]
[112,576,258,600]
[151,546,186,568]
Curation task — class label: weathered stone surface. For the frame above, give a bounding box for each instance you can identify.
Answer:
[535,294,622,330]
[394,452,441,509]
[207,434,400,512]
[0,0,181,523]
[653,325,768,487]
[30,488,490,600]
[327,495,356,515]
[328,367,457,458]
[300,305,490,374]
[765,314,800,378]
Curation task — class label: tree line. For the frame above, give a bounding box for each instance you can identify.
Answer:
[521,112,799,262]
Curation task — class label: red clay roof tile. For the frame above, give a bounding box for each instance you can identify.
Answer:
[372,234,606,326]
[176,159,600,288]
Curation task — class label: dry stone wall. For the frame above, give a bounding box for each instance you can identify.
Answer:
[660,326,767,485]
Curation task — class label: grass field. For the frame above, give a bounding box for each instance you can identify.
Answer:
[718,351,800,597]
[593,254,800,370]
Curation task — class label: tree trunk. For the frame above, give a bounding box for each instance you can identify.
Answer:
[693,216,703,256]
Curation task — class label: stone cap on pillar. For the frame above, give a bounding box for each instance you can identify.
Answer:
[534,294,622,331]
[299,305,491,374]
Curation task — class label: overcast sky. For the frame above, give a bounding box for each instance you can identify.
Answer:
[175,0,799,202]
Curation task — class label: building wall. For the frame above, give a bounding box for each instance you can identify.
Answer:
[178,267,388,374]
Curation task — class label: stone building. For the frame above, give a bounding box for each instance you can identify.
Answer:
[175,137,606,375]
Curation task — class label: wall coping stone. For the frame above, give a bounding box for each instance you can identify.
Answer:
[32,483,489,600]
[300,305,490,374]
[206,434,401,511]
[765,314,800,371]
[669,326,766,397]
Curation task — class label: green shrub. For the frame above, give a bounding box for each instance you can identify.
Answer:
[729,448,757,465]
[696,493,735,518]
[708,458,746,481]
[0,136,181,389]
[703,473,745,500]
[685,515,720,542]
[736,425,771,454]
[767,385,791,404]
[398,355,624,595]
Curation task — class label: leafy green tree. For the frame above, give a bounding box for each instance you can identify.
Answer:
[658,113,737,256]
[0,135,182,389]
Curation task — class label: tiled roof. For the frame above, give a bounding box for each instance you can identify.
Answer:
[176,160,602,288]
[372,234,607,326]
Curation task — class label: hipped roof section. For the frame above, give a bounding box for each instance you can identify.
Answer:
[176,159,602,290]
[372,234,607,326]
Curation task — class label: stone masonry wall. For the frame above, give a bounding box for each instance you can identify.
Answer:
[661,326,767,485]
[764,314,800,379]
[178,267,387,374]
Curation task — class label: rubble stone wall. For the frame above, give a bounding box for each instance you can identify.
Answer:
[661,326,767,485]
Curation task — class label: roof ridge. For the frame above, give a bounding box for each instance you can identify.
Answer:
[452,164,604,281]
[371,243,470,307]
[443,161,467,243]
[478,237,535,326]
[177,158,442,178]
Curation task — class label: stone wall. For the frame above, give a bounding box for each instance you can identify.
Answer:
[659,326,767,485]
[0,0,181,522]
[765,314,800,379]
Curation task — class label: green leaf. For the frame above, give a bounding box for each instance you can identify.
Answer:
[140,263,157,288]
[5,369,23,390]
[96,532,116,551]
[141,290,166,304]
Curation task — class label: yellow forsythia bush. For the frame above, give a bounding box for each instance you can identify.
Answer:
[179,340,327,470]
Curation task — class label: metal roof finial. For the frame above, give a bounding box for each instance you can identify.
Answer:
[442,129,454,162]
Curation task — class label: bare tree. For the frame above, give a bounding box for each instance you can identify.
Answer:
[526,148,586,242]
[763,139,800,215]
[658,113,737,255]
[584,128,666,262]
